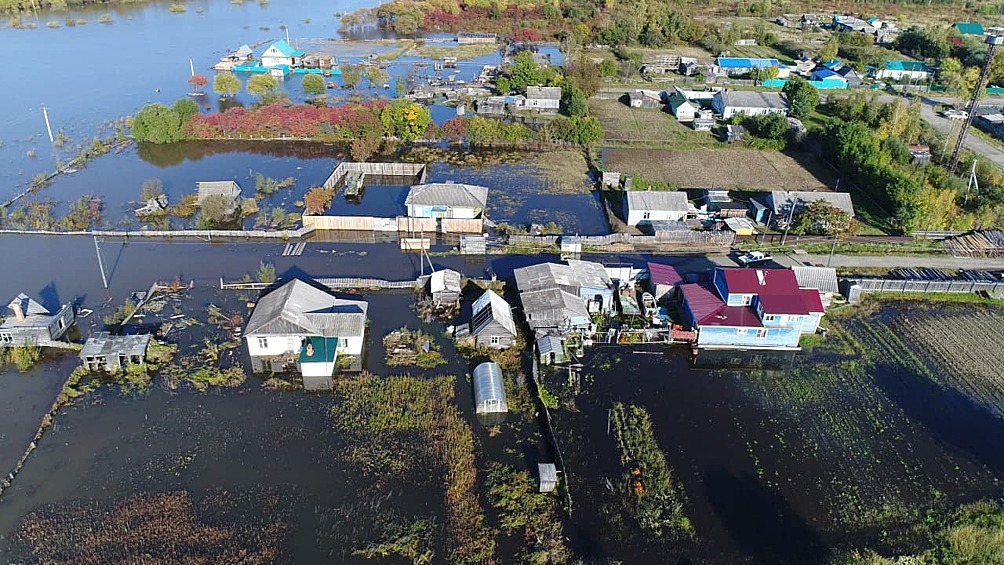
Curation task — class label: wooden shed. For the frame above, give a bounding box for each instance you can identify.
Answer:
[538,463,558,492]
[470,290,517,349]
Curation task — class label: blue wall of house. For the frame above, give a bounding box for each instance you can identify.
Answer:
[696,325,801,348]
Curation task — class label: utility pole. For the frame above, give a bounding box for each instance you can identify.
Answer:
[94,236,108,289]
[41,104,60,170]
[827,230,839,267]
[949,34,1004,174]
[779,203,796,246]
[964,159,979,205]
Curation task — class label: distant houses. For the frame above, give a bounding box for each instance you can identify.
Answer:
[712,90,788,119]
[405,182,488,220]
[244,279,367,390]
[1,293,75,348]
[680,268,824,349]
[622,191,689,226]
[470,290,518,349]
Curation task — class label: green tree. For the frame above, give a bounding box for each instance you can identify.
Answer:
[213,72,241,98]
[509,51,545,94]
[747,112,789,140]
[172,98,199,124]
[599,59,617,77]
[340,64,362,89]
[131,103,184,144]
[246,74,278,99]
[495,76,512,95]
[197,194,234,229]
[561,83,588,117]
[792,201,855,235]
[301,73,325,95]
[380,100,432,143]
[820,37,839,62]
[783,77,820,119]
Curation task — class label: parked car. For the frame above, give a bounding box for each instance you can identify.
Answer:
[940,108,967,120]
[737,251,773,267]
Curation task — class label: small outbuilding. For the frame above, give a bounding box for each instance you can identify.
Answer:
[537,334,565,365]
[473,361,508,423]
[628,90,662,108]
[405,182,488,219]
[647,262,683,302]
[724,217,756,236]
[79,332,151,373]
[602,171,621,189]
[623,191,689,226]
[470,290,517,349]
[196,181,242,214]
[538,463,558,493]
[429,269,462,306]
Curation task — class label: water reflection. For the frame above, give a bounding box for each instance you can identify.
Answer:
[137,140,344,168]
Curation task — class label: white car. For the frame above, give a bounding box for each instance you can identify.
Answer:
[940,109,967,120]
[737,251,773,266]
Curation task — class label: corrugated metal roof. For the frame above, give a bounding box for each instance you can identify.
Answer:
[566,259,611,289]
[526,86,561,100]
[647,262,683,286]
[717,90,787,110]
[267,39,306,57]
[721,268,801,295]
[759,293,812,315]
[80,332,150,358]
[954,22,985,35]
[471,290,517,337]
[680,283,726,323]
[520,288,589,328]
[245,279,367,338]
[717,57,779,68]
[884,60,928,72]
[405,182,488,208]
[625,190,689,212]
[791,266,839,294]
[430,269,461,293]
[514,262,577,293]
[769,190,855,218]
[536,335,563,355]
[700,305,764,327]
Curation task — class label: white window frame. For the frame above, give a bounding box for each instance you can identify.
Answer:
[490,336,501,345]
[257,337,268,349]
[742,295,753,306]
[763,314,777,322]
[736,328,749,335]
[755,328,768,339]
[0,332,12,343]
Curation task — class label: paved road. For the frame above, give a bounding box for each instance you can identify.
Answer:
[877,93,1004,168]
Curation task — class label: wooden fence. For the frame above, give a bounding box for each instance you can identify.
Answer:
[221,276,419,291]
[508,231,734,247]
[302,214,484,234]
[321,162,428,191]
[849,277,1004,295]
[0,227,314,239]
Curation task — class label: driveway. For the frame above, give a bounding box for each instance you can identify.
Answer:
[876,93,1004,168]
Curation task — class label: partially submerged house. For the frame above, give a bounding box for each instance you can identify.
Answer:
[680,268,824,349]
[196,181,242,214]
[523,86,561,113]
[623,191,689,226]
[261,39,305,68]
[428,269,462,307]
[225,44,254,63]
[514,259,616,335]
[244,279,368,390]
[79,332,150,373]
[470,290,517,349]
[712,90,788,119]
[405,182,488,219]
[1,293,75,347]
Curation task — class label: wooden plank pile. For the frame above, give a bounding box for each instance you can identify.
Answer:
[943,230,1004,257]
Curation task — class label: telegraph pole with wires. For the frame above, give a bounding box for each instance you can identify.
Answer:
[948,34,1004,175]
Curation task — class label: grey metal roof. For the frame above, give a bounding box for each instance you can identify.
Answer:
[231,44,253,58]
[430,269,461,293]
[405,182,488,208]
[769,191,855,218]
[471,290,517,337]
[245,279,368,338]
[717,90,787,110]
[520,288,589,328]
[536,335,563,355]
[80,332,151,358]
[196,181,242,204]
[625,190,689,212]
[526,86,561,100]
[514,262,577,294]
[791,266,839,294]
[566,259,612,289]
[7,293,49,317]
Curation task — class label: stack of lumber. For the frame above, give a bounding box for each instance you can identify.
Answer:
[943,230,1004,257]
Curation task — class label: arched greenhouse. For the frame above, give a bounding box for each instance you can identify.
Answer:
[473,362,508,422]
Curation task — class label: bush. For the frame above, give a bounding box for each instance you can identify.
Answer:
[131,103,185,144]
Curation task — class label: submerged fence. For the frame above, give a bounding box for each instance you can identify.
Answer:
[221,276,420,291]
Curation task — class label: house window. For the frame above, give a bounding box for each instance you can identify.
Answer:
[742,295,753,306]
[764,314,777,322]
[490,336,501,345]
[789,315,800,323]
[755,328,768,339]
[257,337,268,349]
[0,332,12,343]
[737,328,748,335]
[642,212,651,220]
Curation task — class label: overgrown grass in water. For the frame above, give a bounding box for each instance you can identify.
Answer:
[610,403,693,538]
[332,374,496,563]
[383,327,446,369]
[0,341,43,372]
[486,463,570,563]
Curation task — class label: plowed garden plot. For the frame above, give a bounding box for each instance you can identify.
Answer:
[601,148,835,190]
[886,304,1004,417]
[588,98,717,147]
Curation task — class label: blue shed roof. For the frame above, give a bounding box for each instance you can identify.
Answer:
[954,22,985,35]
[884,60,928,72]
[268,39,306,57]
[717,57,779,69]
[812,68,841,80]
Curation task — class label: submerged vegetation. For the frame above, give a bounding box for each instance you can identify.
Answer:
[331,374,496,563]
[486,462,570,563]
[0,341,43,372]
[610,402,693,538]
[383,327,446,369]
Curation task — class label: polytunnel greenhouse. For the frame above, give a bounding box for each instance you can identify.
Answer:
[473,361,508,418]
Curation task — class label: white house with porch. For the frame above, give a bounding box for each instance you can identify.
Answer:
[244,279,367,390]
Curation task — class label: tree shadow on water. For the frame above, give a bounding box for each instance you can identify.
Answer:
[704,467,830,565]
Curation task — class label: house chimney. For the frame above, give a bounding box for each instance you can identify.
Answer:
[10,294,27,321]
[755,270,767,286]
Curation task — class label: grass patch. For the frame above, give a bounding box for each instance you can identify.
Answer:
[485,463,570,563]
[383,327,446,369]
[526,149,593,194]
[414,43,499,61]
[589,98,718,149]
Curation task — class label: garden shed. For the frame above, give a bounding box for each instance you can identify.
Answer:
[473,361,508,423]
[538,463,558,493]
[537,335,565,365]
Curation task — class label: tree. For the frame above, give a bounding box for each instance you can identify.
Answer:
[747,112,789,141]
[302,73,325,96]
[246,74,278,99]
[561,83,588,117]
[340,64,362,89]
[362,66,389,88]
[131,103,184,144]
[380,100,432,143]
[509,51,545,94]
[792,201,855,235]
[495,76,512,95]
[820,37,839,62]
[599,59,617,77]
[213,73,241,98]
[172,98,199,124]
[187,73,207,93]
[783,77,819,119]
[197,194,234,228]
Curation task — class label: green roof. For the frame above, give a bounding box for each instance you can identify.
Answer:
[884,60,928,72]
[300,336,338,364]
[954,22,985,35]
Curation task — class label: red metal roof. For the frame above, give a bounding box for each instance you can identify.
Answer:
[681,283,764,328]
[800,289,824,313]
[720,268,800,294]
[648,262,683,286]
[758,293,811,315]
[699,305,764,328]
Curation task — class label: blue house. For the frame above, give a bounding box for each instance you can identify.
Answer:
[679,268,824,349]
[810,68,849,89]
[716,57,780,76]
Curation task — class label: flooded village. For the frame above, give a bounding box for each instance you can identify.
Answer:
[3,0,1004,563]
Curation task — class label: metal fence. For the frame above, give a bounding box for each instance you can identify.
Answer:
[851,278,1004,294]
[507,231,734,247]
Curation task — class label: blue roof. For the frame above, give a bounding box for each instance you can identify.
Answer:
[822,59,842,70]
[812,69,841,80]
[717,57,779,69]
[954,22,985,35]
[268,39,306,58]
[884,60,928,72]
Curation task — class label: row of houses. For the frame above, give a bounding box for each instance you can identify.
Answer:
[476,86,562,115]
